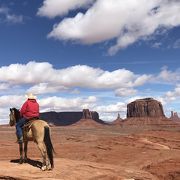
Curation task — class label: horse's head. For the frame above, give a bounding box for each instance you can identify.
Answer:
[9,108,20,126]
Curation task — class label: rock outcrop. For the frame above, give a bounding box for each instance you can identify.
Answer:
[127,98,165,118]
[111,113,123,125]
[170,111,180,121]
[40,109,103,126]
[82,109,99,120]
[122,98,178,126]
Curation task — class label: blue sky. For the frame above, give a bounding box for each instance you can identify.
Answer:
[0,0,180,124]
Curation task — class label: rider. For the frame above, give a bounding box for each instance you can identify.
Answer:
[16,93,39,143]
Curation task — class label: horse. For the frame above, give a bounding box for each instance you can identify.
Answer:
[9,108,54,171]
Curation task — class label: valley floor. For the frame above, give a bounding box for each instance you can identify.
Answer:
[0,125,180,179]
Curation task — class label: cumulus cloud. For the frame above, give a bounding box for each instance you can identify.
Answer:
[115,88,137,97]
[164,84,180,101]
[38,0,180,54]
[39,95,97,112]
[0,61,55,84]
[0,61,150,96]
[38,0,94,18]
[95,102,127,121]
[0,83,10,90]
[0,95,25,108]
[156,66,180,84]
[95,102,126,113]
[0,6,23,24]
[27,83,69,94]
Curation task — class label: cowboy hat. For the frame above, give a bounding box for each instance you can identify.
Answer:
[26,93,37,99]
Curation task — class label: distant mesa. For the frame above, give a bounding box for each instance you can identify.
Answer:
[40,109,105,126]
[127,98,165,118]
[82,109,99,120]
[40,98,179,127]
[123,98,178,126]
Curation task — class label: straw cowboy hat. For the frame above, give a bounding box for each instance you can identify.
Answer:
[26,93,37,99]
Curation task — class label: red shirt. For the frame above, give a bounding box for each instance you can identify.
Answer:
[20,99,39,119]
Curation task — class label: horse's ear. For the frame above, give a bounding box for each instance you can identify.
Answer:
[10,108,12,112]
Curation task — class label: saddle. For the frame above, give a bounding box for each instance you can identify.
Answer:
[23,117,39,141]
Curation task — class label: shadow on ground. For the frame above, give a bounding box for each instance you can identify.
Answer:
[10,158,42,169]
[0,176,21,180]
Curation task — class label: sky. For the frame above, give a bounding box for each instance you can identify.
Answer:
[0,0,180,124]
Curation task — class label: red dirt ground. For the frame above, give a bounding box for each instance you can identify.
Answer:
[0,124,180,180]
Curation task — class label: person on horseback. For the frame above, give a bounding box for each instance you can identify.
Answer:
[16,93,39,143]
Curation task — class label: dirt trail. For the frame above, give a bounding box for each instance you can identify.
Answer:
[139,138,170,150]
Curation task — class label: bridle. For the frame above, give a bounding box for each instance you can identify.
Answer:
[9,108,16,126]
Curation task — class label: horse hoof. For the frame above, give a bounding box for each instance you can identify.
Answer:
[41,166,47,171]
[19,159,23,164]
[46,165,52,171]
[23,158,28,163]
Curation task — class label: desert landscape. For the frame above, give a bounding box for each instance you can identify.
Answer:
[0,98,180,180]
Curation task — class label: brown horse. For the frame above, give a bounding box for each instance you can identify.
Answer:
[9,108,54,170]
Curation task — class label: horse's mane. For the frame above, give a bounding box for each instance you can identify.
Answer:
[11,107,21,121]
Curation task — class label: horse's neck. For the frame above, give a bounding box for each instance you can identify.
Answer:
[14,109,21,122]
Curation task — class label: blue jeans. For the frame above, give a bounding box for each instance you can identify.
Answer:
[16,118,26,139]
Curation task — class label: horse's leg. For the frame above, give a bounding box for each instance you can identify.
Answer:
[37,141,47,171]
[19,143,24,164]
[24,141,28,163]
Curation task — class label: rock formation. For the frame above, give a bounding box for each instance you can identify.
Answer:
[117,113,121,119]
[40,109,102,126]
[111,113,123,125]
[170,111,180,121]
[127,98,165,118]
[82,109,93,119]
[122,98,179,126]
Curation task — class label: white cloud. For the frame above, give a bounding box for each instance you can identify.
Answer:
[0,83,10,90]
[125,96,146,104]
[6,14,23,23]
[95,102,126,113]
[155,66,180,84]
[99,112,121,122]
[39,0,180,54]
[39,95,97,112]
[0,61,54,84]
[164,84,180,101]
[0,95,25,108]
[0,61,150,96]
[38,0,94,18]
[133,75,152,86]
[70,88,80,94]
[27,83,69,94]
[0,6,23,24]
[115,88,137,97]
[95,102,127,121]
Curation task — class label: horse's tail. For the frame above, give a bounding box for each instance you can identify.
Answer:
[44,126,54,169]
